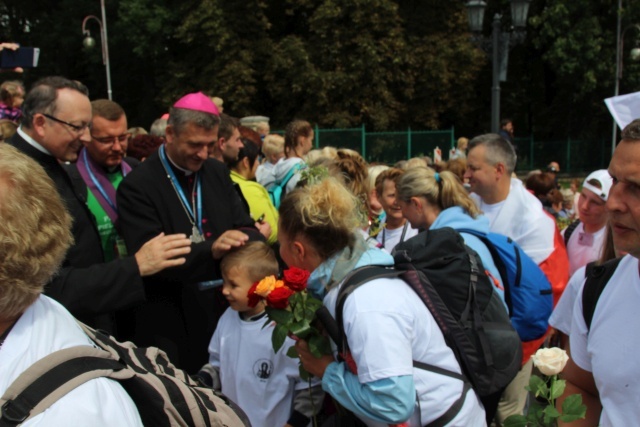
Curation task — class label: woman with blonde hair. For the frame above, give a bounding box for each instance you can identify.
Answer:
[281,177,485,426]
[396,168,506,308]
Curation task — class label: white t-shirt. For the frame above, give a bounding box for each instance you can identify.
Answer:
[570,255,640,426]
[324,276,486,426]
[208,308,319,427]
[564,222,606,277]
[0,295,142,427]
[375,221,419,253]
[473,179,556,264]
[549,265,587,335]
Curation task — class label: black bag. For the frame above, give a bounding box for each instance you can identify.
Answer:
[333,228,521,422]
[0,323,251,427]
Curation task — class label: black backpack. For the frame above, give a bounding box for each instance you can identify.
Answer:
[328,228,521,423]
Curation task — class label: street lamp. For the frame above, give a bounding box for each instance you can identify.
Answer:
[612,0,640,154]
[81,0,112,100]
[466,0,531,133]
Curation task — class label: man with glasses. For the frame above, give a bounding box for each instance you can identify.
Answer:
[64,99,136,262]
[7,76,192,334]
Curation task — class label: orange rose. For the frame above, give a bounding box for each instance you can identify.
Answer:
[255,275,278,297]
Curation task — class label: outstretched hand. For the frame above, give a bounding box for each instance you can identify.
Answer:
[135,233,192,276]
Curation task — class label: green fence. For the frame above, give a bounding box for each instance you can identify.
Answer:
[276,126,612,174]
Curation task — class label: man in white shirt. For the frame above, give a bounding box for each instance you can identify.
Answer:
[560,118,640,427]
[0,143,142,426]
[464,133,569,425]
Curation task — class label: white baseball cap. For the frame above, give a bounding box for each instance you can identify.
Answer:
[582,169,613,201]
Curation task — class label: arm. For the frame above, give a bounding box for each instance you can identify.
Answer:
[557,352,601,426]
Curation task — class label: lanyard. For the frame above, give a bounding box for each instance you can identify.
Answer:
[159,145,203,233]
[382,222,409,248]
[82,149,125,212]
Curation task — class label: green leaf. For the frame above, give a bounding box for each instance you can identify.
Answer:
[529,375,549,398]
[550,378,566,399]
[271,323,288,353]
[286,345,299,359]
[290,319,312,339]
[502,414,528,427]
[293,298,306,321]
[542,405,561,424]
[308,334,332,357]
[265,307,293,325]
[560,394,587,422]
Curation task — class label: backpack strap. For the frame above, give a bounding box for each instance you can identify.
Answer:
[563,219,581,247]
[0,346,127,426]
[582,257,623,331]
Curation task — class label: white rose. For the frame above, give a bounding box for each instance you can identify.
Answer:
[531,347,569,376]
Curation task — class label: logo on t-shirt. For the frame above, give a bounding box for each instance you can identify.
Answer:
[253,359,273,380]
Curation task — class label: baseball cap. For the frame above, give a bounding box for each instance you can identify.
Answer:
[582,169,613,201]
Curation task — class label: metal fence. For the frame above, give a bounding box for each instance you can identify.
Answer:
[276,126,612,174]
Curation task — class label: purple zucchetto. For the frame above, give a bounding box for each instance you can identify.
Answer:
[173,92,220,116]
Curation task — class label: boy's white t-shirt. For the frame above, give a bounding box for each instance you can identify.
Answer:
[209,308,319,427]
[324,276,486,426]
[570,255,640,426]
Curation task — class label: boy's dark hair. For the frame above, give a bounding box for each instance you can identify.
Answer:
[220,241,279,283]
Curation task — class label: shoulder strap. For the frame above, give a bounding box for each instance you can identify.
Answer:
[0,346,127,426]
[277,162,303,187]
[582,257,623,331]
[564,219,581,247]
[335,266,401,354]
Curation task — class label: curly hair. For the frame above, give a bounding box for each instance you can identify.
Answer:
[396,167,480,218]
[279,177,361,261]
[0,144,73,319]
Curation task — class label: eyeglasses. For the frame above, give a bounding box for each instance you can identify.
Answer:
[42,113,90,134]
[91,133,130,145]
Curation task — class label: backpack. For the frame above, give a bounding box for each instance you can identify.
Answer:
[582,257,624,331]
[332,228,521,421]
[0,323,250,427]
[563,219,581,247]
[267,163,302,209]
[457,228,554,342]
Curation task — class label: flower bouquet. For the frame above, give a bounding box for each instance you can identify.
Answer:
[248,267,332,380]
[504,347,587,427]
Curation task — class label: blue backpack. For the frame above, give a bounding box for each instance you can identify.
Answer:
[457,228,553,341]
[267,163,302,209]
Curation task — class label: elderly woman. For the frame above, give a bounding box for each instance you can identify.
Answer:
[279,177,485,426]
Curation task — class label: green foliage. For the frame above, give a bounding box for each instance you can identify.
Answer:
[505,373,586,426]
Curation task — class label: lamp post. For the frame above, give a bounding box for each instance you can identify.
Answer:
[612,0,640,154]
[82,0,112,100]
[465,0,531,133]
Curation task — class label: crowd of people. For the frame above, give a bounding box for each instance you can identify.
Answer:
[0,74,637,427]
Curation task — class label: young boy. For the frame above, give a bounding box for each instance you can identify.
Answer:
[207,242,323,427]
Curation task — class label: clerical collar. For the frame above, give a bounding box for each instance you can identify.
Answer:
[164,149,193,176]
[17,127,51,155]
